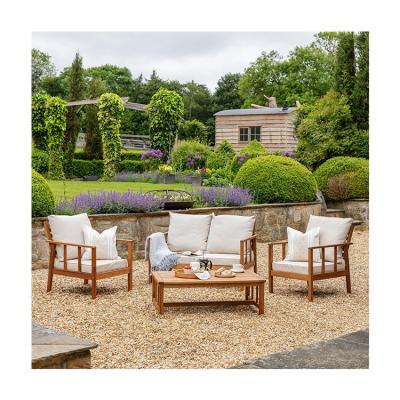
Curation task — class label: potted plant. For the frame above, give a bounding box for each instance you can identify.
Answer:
[157,164,176,184]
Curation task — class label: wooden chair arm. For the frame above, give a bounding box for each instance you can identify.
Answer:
[267,240,288,248]
[240,235,257,243]
[47,240,96,249]
[308,242,353,250]
[116,239,134,244]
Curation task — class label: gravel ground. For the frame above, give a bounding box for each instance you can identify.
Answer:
[32,229,369,369]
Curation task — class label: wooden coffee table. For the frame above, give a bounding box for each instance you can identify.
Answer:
[151,270,266,315]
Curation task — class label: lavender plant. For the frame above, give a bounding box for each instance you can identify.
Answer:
[197,187,253,208]
[55,190,163,215]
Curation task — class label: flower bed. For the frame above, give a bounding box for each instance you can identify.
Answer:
[55,190,163,215]
[197,187,253,207]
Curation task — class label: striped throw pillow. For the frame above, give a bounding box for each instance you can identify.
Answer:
[82,226,119,260]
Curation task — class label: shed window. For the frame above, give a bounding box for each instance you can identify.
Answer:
[239,126,260,142]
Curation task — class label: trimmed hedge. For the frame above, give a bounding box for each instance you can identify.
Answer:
[119,160,145,172]
[72,160,104,177]
[231,140,268,177]
[314,156,369,200]
[234,155,317,203]
[32,169,55,217]
[172,141,210,171]
[32,146,49,175]
[74,149,142,161]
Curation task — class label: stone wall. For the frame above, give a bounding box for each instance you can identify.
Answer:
[32,202,321,270]
[326,199,369,227]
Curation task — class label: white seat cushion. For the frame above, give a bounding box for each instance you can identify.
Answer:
[48,213,91,260]
[54,257,127,273]
[206,215,255,254]
[176,253,241,266]
[167,213,212,252]
[306,215,353,261]
[272,259,344,275]
[82,225,118,260]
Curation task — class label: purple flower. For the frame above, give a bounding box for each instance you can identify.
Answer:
[282,151,296,159]
[197,187,253,207]
[238,153,249,165]
[55,190,163,215]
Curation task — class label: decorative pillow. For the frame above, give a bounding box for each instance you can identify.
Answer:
[48,213,91,260]
[167,213,212,252]
[306,215,353,261]
[206,215,255,254]
[286,227,321,262]
[82,226,119,260]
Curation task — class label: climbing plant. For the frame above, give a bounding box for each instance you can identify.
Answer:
[97,93,124,179]
[32,93,51,150]
[147,88,184,160]
[45,97,67,179]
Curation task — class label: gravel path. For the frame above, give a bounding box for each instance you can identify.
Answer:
[32,229,369,369]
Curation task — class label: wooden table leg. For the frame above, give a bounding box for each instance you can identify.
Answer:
[152,276,156,305]
[258,282,265,315]
[245,286,250,300]
[158,284,164,315]
[255,285,259,304]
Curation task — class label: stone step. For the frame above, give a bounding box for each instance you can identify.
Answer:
[326,208,346,218]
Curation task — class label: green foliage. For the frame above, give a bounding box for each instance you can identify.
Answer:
[172,141,210,172]
[183,81,213,122]
[335,32,356,100]
[295,90,369,169]
[231,140,268,177]
[64,53,85,177]
[85,78,107,160]
[32,145,49,174]
[213,73,244,112]
[32,169,55,217]
[352,32,369,130]
[147,88,184,159]
[314,156,369,200]
[32,93,51,150]
[203,167,232,187]
[32,49,56,94]
[234,155,317,203]
[206,140,236,170]
[239,45,335,107]
[97,93,124,179]
[72,159,104,177]
[119,160,145,172]
[120,149,143,161]
[45,97,66,180]
[178,119,208,143]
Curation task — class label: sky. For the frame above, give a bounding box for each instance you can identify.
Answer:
[32,32,317,91]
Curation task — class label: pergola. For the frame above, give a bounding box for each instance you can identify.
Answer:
[65,97,147,112]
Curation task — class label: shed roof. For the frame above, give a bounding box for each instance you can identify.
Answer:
[214,107,296,116]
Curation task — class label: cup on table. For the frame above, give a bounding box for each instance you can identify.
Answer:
[232,264,244,273]
[190,261,201,272]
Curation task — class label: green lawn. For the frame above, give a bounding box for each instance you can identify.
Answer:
[48,180,193,201]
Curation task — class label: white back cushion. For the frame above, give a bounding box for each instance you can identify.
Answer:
[286,227,321,262]
[206,215,255,254]
[306,215,353,261]
[48,213,92,260]
[167,213,212,252]
[82,226,118,260]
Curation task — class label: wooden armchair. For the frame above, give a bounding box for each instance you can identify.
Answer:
[268,217,361,302]
[44,221,133,299]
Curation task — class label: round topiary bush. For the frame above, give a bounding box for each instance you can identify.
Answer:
[172,140,210,171]
[313,156,369,200]
[230,140,268,177]
[32,169,55,217]
[233,155,317,203]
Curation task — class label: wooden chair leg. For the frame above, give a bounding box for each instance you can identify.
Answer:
[345,268,352,293]
[128,271,133,291]
[268,275,273,293]
[47,267,54,292]
[91,279,97,299]
[83,279,88,285]
[307,279,314,302]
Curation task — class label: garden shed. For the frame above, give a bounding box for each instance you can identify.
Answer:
[214,107,297,152]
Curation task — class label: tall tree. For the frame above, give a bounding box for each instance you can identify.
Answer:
[213,73,244,112]
[352,32,369,130]
[335,32,356,100]
[84,78,108,159]
[31,49,56,94]
[63,53,85,176]
[182,81,213,122]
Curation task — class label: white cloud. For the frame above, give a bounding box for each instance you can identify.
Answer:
[32,32,317,91]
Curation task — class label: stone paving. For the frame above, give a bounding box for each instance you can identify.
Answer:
[32,323,97,368]
[232,329,369,369]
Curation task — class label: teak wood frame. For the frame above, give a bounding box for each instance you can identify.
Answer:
[267,221,361,302]
[43,221,133,299]
[147,231,257,283]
